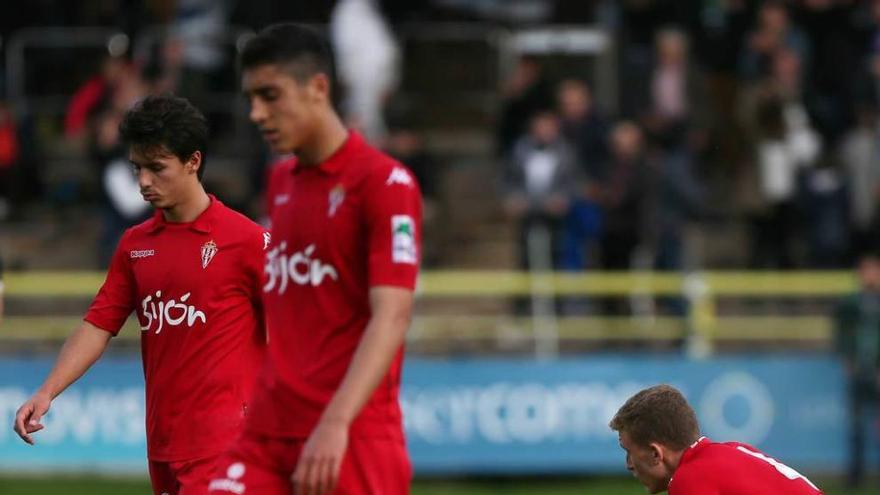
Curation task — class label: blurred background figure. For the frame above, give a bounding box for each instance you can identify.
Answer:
[557,79,607,273]
[503,110,576,312]
[840,104,880,261]
[0,101,19,220]
[331,0,401,143]
[741,47,821,269]
[598,121,649,275]
[739,0,809,81]
[496,56,553,159]
[834,250,880,488]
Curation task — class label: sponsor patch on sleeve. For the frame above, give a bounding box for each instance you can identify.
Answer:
[391,215,417,264]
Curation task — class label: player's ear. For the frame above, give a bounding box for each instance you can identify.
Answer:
[648,442,664,465]
[187,151,202,176]
[308,73,331,103]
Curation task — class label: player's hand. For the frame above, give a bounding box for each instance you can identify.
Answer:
[13,392,51,445]
[292,418,349,495]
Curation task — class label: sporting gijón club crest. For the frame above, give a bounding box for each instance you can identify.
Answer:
[201,240,218,269]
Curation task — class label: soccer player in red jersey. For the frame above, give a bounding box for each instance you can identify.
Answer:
[210,24,421,495]
[13,95,269,495]
[610,385,823,495]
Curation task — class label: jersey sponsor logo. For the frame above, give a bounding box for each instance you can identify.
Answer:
[140,291,207,334]
[262,231,272,250]
[264,242,339,294]
[201,240,218,269]
[386,167,414,187]
[392,215,417,264]
[328,184,346,217]
[273,193,290,206]
[130,249,155,259]
[208,462,246,494]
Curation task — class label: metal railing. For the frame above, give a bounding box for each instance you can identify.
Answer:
[0,270,854,357]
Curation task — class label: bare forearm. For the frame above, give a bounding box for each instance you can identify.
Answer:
[38,322,112,399]
[321,311,410,426]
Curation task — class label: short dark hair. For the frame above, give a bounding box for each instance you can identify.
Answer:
[119,94,209,180]
[240,23,337,96]
[609,385,700,451]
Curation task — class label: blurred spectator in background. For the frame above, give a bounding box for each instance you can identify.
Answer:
[739,0,809,81]
[841,104,880,259]
[91,101,151,267]
[741,48,821,269]
[331,0,401,143]
[599,122,650,274]
[834,250,880,488]
[0,101,19,220]
[642,27,707,156]
[496,56,553,159]
[64,50,135,141]
[166,0,233,101]
[648,140,704,275]
[503,110,577,277]
[78,61,152,266]
[801,152,848,268]
[557,79,607,271]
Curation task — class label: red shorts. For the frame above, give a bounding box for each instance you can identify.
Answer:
[208,431,411,495]
[149,454,222,495]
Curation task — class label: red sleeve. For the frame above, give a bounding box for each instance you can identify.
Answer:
[83,236,137,335]
[364,162,422,289]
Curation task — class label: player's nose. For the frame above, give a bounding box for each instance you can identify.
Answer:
[249,100,268,125]
[136,168,153,188]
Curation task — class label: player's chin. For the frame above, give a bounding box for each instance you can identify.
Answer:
[264,136,295,155]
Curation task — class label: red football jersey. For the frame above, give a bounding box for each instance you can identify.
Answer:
[246,131,422,440]
[85,196,269,461]
[669,437,823,495]
[263,158,296,222]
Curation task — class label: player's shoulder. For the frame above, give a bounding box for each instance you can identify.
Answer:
[214,203,266,236]
[355,143,418,191]
[269,157,297,181]
[120,215,158,243]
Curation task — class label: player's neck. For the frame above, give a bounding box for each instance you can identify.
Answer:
[162,187,211,223]
[296,112,349,167]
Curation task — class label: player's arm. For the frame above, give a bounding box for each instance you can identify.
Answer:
[13,321,112,444]
[14,234,135,445]
[293,286,413,495]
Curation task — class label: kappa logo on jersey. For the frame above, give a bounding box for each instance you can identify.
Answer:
[130,249,155,259]
[392,215,417,264]
[140,291,207,334]
[386,167,414,187]
[264,242,339,294]
[262,231,272,250]
[328,184,346,217]
[208,462,246,494]
[201,240,218,268]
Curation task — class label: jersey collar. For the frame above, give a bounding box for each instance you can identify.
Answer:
[679,436,709,465]
[146,194,221,235]
[293,130,361,176]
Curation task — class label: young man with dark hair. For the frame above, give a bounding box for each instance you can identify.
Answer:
[210,23,421,495]
[13,94,269,495]
[610,385,822,494]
